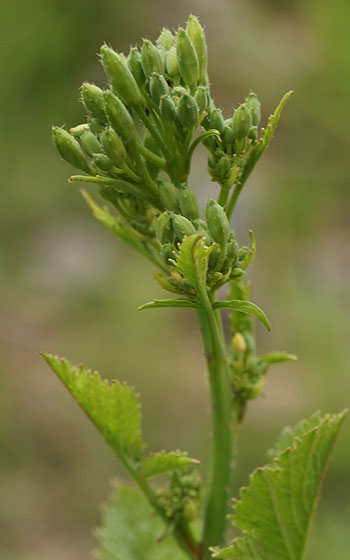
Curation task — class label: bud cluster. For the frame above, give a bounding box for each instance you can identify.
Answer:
[156,465,201,524]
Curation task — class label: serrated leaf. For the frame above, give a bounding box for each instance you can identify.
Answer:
[175,235,213,295]
[138,298,200,311]
[95,484,187,560]
[213,410,347,560]
[213,300,270,331]
[42,354,143,463]
[141,451,200,479]
[259,352,297,365]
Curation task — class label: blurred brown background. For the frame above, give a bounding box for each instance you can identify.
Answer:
[1,0,349,558]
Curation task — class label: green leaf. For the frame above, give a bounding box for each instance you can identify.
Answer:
[141,451,200,479]
[95,484,187,560]
[175,234,213,295]
[213,410,347,560]
[213,300,270,331]
[42,354,143,463]
[138,298,200,311]
[259,352,297,365]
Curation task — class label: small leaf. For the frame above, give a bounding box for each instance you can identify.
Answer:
[138,298,199,311]
[213,299,270,331]
[175,234,213,295]
[42,354,143,463]
[213,410,347,560]
[259,351,297,365]
[95,484,187,560]
[141,451,200,478]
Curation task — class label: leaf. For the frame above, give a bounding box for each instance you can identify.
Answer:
[42,354,143,463]
[95,484,187,560]
[175,234,213,295]
[138,298,200,311]
[141,451,200,479]
[213,410,347,559]
[259,352,297,365]
[213,300,270,331]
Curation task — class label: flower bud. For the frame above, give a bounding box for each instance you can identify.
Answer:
[104,90,136,144]
[161,243,175,265]
[166,46,180,78]
[176,28,199,87]
[81,83,106,123]
[222,121,235,147]
[245,92,261,127]
[156,211,173,244]
[217,155,231,179]
[205,199,229,246]
[248,126,258,142]
[144,131,162,179]
[80,130,101,156]
[231,267,243,278]
[193,219,211,244]
[100,45,142,106]
[194,86,210,112]
[141,40,164,76]
[177,93,199,128]
[52,126,91,173]
[92,153,114,173]
[209,108,225,135]
[232,104,252,139]
[178,185,200,221]
[150,73,169,106]
[100,128,127,165]
[127,47,146,86]
[88,117,104,136]
[159,94,177,122]
[232,332,247,354]
[157,28,174,51]
[172,214,196,241]
[70,124,90,138]
[186,15,208,84]
[158,180,179,211]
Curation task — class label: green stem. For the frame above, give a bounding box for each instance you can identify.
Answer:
[225,181,243,220]
[196,293,234,557]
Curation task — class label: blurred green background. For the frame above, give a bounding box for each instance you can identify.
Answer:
[1,0,349,558]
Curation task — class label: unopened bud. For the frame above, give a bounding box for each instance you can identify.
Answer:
[100,45,142,106]
[186,15,208,84]
[158,180,179,211]
[156,211,173,244]
[176,28,199,87]
[104,90,136,144]
[232,104,252,139]
[128,47,146,86]
[194,86,210,112]
[88,117,104,136]
[159,94,177,122]
[245,92,261,127]
[177,93,199,128]
[92,153,114,173]
[141,40,164,76]
[70,124,90,138]
[232,332,247,354]
[52,127,91,173]
[166,46,180,78]
[178,185,200,221]
[80,130,101,156]
[161,243,175,265]
[81,83,106,122]
[150,73,169,106]
[157,28,174,51]
[205,199,229,246]
[209,108,225,135]
[172,214,196,241]
[100,128,127,165]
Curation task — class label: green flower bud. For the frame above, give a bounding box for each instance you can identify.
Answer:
[222,121,235,146]
[141,40,164,76]
[81,83,106,123]
[217,155,232,181]
[100,45,142,106]
[92,153,114,173]
[177,93,199,128]
[80,130,101,156]
[209,108,225,135]
[161,243,175,265]
[159,94,177,122]
[248,125,258,142]
[100,128,127,165]
[70,124,90,138]
[172,214,196,241]
[166,46,180,78]
[128,47,146,87]
[104,90,136,144]
[157,28,174,50]
[194,86,210,112]
[208,243,221,270]
[150,73,169,106]
[232,104,252,139]
[176,28,199,87]
[178,185,200,221]
[245,92,261,127]
[158,180,179,211]
[193,219,211,244]
[231,267,243,279]
[238,246,249,261]
[88,117,104,136]
[186,15,208,84]
[205,199,229,246]
[156,211,173,244]
[52,126,91,173]
[226,235,239,262]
